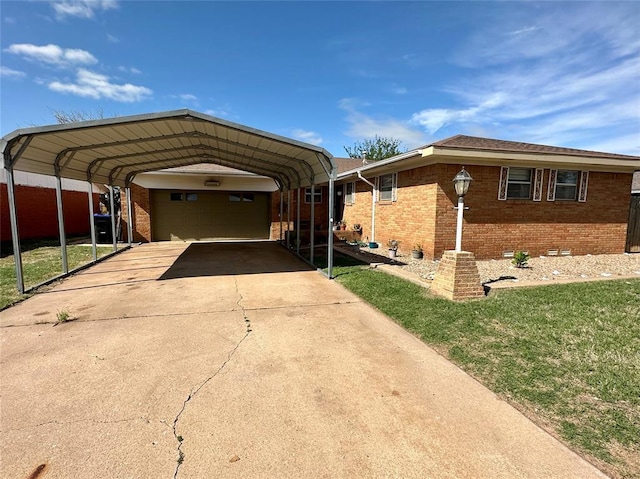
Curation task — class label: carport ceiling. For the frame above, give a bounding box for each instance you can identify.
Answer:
[1,109,335,189]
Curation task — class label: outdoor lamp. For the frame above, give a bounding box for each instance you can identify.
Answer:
[453,167,473,252]
[453,167,473,197]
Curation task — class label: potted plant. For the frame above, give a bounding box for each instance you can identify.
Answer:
[387,239,399,258]
[412,243,423,259]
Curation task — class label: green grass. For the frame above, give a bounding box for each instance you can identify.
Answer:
[333,265,640,479]
[0,243,112,309]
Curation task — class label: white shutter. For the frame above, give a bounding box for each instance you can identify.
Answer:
[547,169,557,201]
[578,171,589,202]
[533,168,544,202]
[392,173,398,202]
[498,167,509,200]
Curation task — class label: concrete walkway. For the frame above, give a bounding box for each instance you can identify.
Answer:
[0,242,607,478]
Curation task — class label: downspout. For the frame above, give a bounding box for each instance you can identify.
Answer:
[357,171,376,243]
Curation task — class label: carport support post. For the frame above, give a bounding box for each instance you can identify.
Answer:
[55,175,69,274]
[6,166,25,294]
[126,186,133,246]
[109,185,117,252]
[279,189,284,243]
[327,177,334,278]
[310,182,315,264]
[296,188,301,255]
[287,190,291,249]
[87,182,97,261]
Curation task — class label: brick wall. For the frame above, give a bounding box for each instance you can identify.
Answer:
[269,187,329,242]
[434,164,632,259]
[341,167,439,256]
[1,183,99,243]
[339,163,633,260]
[121,183,151,242]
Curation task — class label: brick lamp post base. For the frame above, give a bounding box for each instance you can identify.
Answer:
[431,251,485,301]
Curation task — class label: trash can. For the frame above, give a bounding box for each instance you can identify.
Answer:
[93,214,112,243]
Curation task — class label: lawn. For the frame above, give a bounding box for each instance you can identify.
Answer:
[333,265,640,479]
[0,243,113,309]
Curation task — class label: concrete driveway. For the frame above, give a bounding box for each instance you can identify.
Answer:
[1,242,606,479]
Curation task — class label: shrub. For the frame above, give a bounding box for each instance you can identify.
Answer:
[512,251,530,268]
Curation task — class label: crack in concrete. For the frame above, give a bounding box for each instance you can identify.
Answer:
[0,416,143,433]
[171,278,251,479]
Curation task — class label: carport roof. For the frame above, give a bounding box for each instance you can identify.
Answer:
[1,109,334,189]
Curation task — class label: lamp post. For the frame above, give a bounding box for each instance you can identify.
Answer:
[453,167,473,252]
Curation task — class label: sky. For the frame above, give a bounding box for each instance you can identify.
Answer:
[1,0,639,157]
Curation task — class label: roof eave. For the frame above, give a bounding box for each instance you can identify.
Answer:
[428,146,640,173]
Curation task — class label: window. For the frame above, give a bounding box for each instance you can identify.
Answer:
[230,192,255,202]
[507,168,532,199]
[555,170,579,200]
[344,182,355,205]
[170,192,183,201]
[186,193,198,201]
[304,187,322,204]
[378,173,397,202]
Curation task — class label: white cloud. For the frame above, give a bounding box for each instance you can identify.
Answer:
[179,94,197,102]
[292,129,323,146]
[118,65,142,74]
[579,134,640,157]
[5,17,16,24]
[204,108,229,118]
[410,4,640,153]
[51,0,118,20]
[5,43,97,67]
[107,33,119,43]
[0,66,26,78]
[339,98,427,149]
[49,68,152,102]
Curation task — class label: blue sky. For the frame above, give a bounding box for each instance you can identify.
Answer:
[1,1,639,156]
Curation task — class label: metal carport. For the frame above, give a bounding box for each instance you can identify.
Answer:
[1,109,336,293]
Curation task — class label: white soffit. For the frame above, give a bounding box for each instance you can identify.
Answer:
[1,109,335,189]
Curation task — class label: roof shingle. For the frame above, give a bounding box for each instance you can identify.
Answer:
[432,135,638,161]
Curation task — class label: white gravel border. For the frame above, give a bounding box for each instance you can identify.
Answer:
[352,247,640,285]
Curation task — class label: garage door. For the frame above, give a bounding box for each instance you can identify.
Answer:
[151,190,270,241]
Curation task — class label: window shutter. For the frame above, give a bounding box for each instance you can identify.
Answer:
[392,173,398,202]
[578,171,589,202]
[547,169,557,201]
[374,176,379,203]
[533,168,544,201]
[498,167,509,200]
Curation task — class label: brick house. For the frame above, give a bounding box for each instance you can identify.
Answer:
[118,134,638,259]
[336,135,639,260]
